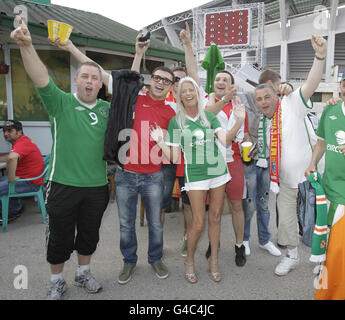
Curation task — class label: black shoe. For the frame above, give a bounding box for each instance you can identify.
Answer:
[235,245,246,267]
[205,241,220,260]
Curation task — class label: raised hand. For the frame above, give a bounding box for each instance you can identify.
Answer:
[180,22,192,46]
[149,123,164,143]
[10,15,32,46]
[224,85,237,103]
[135,32,150,56]
[278,83,293,97]
[311,34,327,59]
[233,104,246,121]
[48,37,73,51]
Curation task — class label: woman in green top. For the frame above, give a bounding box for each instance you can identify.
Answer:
[150,77,245,283]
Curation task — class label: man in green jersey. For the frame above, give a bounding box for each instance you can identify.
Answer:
[305,78,345,200]
[305,78,345,300]
[11,16,109,300]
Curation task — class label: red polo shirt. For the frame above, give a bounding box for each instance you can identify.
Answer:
[11,135,44,185]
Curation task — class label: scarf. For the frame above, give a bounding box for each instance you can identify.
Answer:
[308,172,328,263]
[257,100,282,193]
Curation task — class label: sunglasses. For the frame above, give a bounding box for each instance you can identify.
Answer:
[151,74,173,86]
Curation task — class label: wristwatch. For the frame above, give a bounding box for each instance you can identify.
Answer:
[221,96,230,104]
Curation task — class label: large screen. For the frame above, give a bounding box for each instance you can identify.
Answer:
[204,9,251,47]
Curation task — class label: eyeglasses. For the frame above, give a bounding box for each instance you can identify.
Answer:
[151,74,173,86]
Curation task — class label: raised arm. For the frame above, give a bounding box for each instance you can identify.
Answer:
[49,38,110,86]
[301,35,327,102]
[131,33,150,73]
[180,22,200,86]
[10,16,49,88]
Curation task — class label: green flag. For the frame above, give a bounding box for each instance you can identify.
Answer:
[201,44,225,94]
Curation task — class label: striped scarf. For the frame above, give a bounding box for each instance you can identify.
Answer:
[308,172,328,263]
[257,100,282,194]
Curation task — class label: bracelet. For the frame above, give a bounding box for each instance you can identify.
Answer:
[315,55,325,61]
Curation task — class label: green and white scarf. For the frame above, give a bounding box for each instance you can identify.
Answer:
[308,172,328,263]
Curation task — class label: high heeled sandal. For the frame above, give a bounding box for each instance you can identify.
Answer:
[184,262,198,284]
[208,259,222,283]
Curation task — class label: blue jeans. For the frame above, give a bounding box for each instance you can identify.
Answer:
[242,161,271,245]
[115,167,164,265]
[0,176,40,215]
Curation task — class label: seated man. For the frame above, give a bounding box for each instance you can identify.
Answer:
[0,120,44,223]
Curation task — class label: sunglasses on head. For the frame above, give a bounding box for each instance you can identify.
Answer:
[151,74,173,86]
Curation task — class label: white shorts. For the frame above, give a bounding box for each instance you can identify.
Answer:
[184,173,231,192]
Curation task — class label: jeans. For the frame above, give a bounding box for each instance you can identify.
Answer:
[242,161,271,245]
[0,176,40,215]
[161,164,177,210]
[115,167,164,265]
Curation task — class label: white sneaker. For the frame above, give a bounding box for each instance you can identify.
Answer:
[243,241,251,256]
[259,241,281,257]
[274,255,299,276]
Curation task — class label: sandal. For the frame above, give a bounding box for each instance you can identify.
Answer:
[184,261,198,284]
[208,259,222,283]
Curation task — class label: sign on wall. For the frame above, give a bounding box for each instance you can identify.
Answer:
[204,9,251,47]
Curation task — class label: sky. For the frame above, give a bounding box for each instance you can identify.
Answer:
[51,0,211,31]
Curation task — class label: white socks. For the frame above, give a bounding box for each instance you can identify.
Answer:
[76,264,90,275]
[235,243,243,248]
[51,264,90,282]
[50,273,63,282]
[287,247,298,259]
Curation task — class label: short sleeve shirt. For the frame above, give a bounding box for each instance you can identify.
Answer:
[166,111,228,183]
[36,78,110,187]
[123,90,176,174]
[12,135,44,185]
[316,101,345,205]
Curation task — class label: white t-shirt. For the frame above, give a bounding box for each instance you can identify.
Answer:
[279,88,313,188]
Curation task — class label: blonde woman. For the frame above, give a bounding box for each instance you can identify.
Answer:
[150,77,245,283]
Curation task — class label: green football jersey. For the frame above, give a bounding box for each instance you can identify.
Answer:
[166,111,228,183]
[36,78,110,187]
[316,101,345,205]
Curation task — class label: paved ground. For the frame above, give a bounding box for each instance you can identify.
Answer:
[0,195,317,301]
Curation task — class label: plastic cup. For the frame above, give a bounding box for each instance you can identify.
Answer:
[58,22,73,44]
[241,141,253,162]
[47,20,60,41]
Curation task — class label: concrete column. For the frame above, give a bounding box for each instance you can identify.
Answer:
[3,43,14,119]
[326,0,338,82]
[279,0,289,81]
